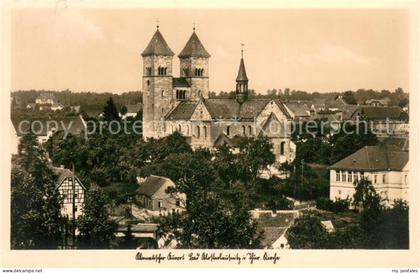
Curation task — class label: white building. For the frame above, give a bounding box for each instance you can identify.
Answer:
[329,145,409,204]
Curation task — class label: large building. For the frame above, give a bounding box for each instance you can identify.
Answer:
[329,145,409,204]
[141,26,296,163]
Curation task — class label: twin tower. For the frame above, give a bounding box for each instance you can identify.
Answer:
[141,26,249,138]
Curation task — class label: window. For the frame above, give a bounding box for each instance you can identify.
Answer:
[158,67,167,76]
[280,141,285,155]
[226,126,230,136]
[194,68,204,76]
[146,80,150,86]
[196,126,200,138]
[348,172,352,182]
[186,125,189,135]
[338,190,342,195]
[354,172,359,182]
[176,200,181,207]
[146,67,152,76]
[157,200,163,209]
[382,174,386,184]
[248,125,252,135]
[161,90,164,98]
[374,174,377,184]
[176,90,187,100]
[342,172,346,182]
[336,171,340,182]
[204,126,207,138]
[242,125,246,135]
[178,124,181,132]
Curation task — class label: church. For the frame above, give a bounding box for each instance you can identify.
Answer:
[141,25,296,164]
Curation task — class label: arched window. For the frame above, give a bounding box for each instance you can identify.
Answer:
[146,80,150,86]
[196,126,200,138]
[280,141,285,155]
[248,125,252,135]
[178,124,181,132]
[204,126,207,138]
[158,67,162,75]
[161,90,164,98]
[164,67,168,75]
[242,125,246,135]
[146,67,152,76]
[186,125,189,135]
[226,126,230,136]
[182,90,186,100]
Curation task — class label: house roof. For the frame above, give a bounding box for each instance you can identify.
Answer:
[256,212,297,228]
[284,102,310,117]
[167,98,291,121]
[173,77,191,88]
[137,175,173,197]
[236,58,248,82]
[329,145,408,171]
[52,166,86,190]
[352,106,404,120]
[11,115,86,137]
[260,227,287,248]
[125,103,143,114]
[141,29,174,57]
[178,31,210,58]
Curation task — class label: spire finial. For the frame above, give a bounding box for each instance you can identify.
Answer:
[241,43,245,58]
[193,21,196,31]
[156,18,160,29]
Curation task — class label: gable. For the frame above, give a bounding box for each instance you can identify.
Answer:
[190,100,212,121]
[256,100,289,128]
[259,113,290,138]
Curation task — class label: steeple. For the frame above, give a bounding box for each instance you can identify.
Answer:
[236,44,249,104]
[141,28,174,57]
[178,31,211,58]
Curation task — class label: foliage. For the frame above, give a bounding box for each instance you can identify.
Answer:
[77,186,117,248]
[342,91,357,104]
[11,132,66,249]
[103,97,120,121]
[316,197,350,213]
[286,214,330,249]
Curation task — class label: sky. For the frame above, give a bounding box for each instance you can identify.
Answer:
[11,8,409,94]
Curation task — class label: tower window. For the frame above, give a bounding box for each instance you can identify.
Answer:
[280,141,285,155]
[158,67,167,76]
[242,125,246,135]
[204,126,207,138]
[178,124,181,132]
[176,90,187,100]
[161,90,165,98]
[146,67,152,76]
[248,125,252,135]
[196,126,200,138]
[226,126,230,136]
[194,68,204,76]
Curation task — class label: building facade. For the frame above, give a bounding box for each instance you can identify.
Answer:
[329,145,409,204]
[141,26,296,163]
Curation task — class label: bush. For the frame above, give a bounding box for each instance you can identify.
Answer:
[316,197,350,213]
[267,195,293,211]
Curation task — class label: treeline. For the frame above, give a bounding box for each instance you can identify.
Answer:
[11,89,142,112]
[209,87,409,107]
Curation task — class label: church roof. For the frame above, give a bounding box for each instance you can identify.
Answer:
[178,32,210,58]
[236,58,248,82]
[329,145,408,172]
[173,77,191,87]
[141,29,174,57]
[166,98,291,121]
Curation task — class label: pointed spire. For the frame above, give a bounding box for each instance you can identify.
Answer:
[178,31,210,58]
[236,46,248,82]
[141,27,174,57]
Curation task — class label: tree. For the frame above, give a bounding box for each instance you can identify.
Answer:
[11,132,66,249]
[103,97,120,121]
[342,91,357,104]
[120,105,128,116]
[286,213,329,249]
[77,186,117,248]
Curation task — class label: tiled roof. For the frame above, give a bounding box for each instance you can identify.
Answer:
[141,29,174,57]
[11,115,86,136]
[166,101,198,120]
[166,98,291,121]
[125,103,143,114]
[260,227,287,248]
[52,166,86,190]
[284,102,310,117]
[329,145,408,171]
[137,175,173,197]
[352,106,403,120]
[178,32,210,58]
[173,77,190,87]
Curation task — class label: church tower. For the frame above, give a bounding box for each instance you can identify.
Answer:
[178,28,211,100]
[236,46,249,104]
[141,25,175,139]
